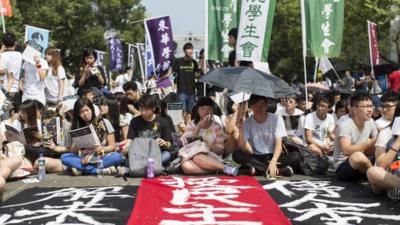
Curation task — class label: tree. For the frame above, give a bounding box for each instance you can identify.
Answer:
[4,0,146,74]
[268,0,400,83]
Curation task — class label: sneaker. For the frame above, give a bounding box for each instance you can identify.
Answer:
[71,168,82,176]
[278,166,294,177]
[249,166,257,176]
[387,187,400,201]
[116,166,128,177]
[223,165,239,176]
[102,166,117,175]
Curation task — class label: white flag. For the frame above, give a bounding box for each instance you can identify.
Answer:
[318,56,333,74]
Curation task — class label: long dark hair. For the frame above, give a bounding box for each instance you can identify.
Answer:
[21,100,44,128]
[114,92,129,115]
[72,97,96,129]
[45,46,62,76]
[100,95,121,141]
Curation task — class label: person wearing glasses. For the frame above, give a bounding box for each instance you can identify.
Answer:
[367,102,400,201]
[375,91,399,132]
[334,92,378,181]
[275,96,305,145]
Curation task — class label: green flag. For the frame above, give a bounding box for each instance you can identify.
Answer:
[236,0,276,62]
[206,0,241,62]
[302,0,344,58]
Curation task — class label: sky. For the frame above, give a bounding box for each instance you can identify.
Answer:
[142,0,205,36]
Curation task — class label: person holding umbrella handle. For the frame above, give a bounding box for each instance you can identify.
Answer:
[233,94,300,178]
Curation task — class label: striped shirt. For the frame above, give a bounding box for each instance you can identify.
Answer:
[184,120,225,153]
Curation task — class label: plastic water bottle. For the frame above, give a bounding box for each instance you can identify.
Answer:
[147,158,154,178]
[97,156,104,177]
[38,153,46,181]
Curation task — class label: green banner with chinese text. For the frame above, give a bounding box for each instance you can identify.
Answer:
[303,0,344,58]
[206,0,241,62]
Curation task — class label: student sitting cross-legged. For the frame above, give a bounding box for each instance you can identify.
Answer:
[61,98,123,176]
[304,95,335,157]
[232,95,300,177]
[367,101,400,201]
[125,94,173,166]
[181,97,239,176]
[334,92,378,181]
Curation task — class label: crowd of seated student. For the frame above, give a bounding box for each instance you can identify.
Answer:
[2,88,400,202]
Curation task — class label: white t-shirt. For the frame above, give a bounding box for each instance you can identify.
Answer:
[0,119,22,137]
[304,112,335,146]
[375,117,391,130]
[276,108,304,116]
[243,113,287,155]
[94,104,100,117]
[0,51,23,92]
[22,59,49,105]
[334,118,378,169]
[113,73,130,93]
[337,114,351,125]
[275,108,305,137]
[45,65,66,102]
[64,78,76,97]
[375,127,392,149]
[275,103,285,113]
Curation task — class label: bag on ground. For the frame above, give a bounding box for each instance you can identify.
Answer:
[284,141,329,176]
[128,138,163,177]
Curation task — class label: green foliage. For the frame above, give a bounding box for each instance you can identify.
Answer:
[3,0,146,74]
[269,0,400,83]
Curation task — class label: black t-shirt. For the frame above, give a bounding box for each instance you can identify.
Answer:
[172,57,199,95]
[228,50,236,67]
[75,65,106,92]
[127,115,172,150]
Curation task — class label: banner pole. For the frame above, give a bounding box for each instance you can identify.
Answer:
[0,0,6,33]
[300,0,309,105]
[367,20,375,79]
[203,0,208,97]
[313,58,319,83]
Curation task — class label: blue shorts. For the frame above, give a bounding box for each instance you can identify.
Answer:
[178,93,196,113]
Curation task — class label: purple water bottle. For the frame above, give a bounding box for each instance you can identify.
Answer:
[147,158,154,178]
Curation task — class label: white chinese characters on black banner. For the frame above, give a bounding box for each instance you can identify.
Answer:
[0,186,136,225]
[263,180,400,225]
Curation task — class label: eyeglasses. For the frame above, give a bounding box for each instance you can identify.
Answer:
[354,105,374,109]
[286,100,296,104]
[382,104,397,109]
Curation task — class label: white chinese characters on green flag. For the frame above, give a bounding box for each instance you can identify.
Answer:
[206,0,241,62]
[236,0,276,62]
[303,0,344,58]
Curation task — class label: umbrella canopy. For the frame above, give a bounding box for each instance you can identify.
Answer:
[304,82,330,93]
[200,67,293,98]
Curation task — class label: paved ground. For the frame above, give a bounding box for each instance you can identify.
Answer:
[2,173,318,202]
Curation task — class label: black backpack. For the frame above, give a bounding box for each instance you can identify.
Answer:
[284,141,329,176]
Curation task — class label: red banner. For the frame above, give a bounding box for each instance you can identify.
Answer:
[1,0,12,17]
[128,176,291,225]
[368,20,380,66]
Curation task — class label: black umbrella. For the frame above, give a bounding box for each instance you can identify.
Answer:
[200,67,293,98]
[370,63,397,75]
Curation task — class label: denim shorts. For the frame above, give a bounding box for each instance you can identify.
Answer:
[178,93,196,113]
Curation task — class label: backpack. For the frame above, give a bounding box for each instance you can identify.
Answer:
[284,141,329,176]
[128,138,163,177]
